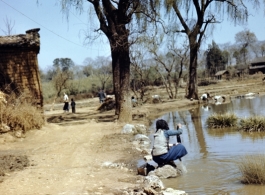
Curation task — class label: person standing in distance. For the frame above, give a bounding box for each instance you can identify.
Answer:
[98,89,106,103]
[63,92,69,112]
[71,98,76,113]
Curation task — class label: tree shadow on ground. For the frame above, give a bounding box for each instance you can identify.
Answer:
[46,110,118,126]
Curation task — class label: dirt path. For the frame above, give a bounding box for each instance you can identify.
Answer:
[0,121,144,195]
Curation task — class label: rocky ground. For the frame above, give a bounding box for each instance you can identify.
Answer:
[0,76,264,194]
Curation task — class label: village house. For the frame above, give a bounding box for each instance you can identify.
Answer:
[249,57,265,75]
[0,28,43,107]
[215,70,230,80]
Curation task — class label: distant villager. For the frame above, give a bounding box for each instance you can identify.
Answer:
[151,95,162,103]
[152,94,161,99]
[235,92,259,99]
[244,92,259,99]
[200,93,210,101]
[131,96,138,107]
[213,95,226,102]
[244,92,259,97]
[98,89,106,103]
[201,93,226,105]
[63,93,69,112]
[200,93,229,105]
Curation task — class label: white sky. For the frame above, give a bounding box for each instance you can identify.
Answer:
[0,0,264,70]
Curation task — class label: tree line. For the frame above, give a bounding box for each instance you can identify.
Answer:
[41,27,265,106]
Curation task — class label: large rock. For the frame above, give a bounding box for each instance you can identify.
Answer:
[144,175,164,190]
[161,188,188,195]
[134,134,150,142]
[148,165,181,179]
[0,124,10,133]
[121,124,148,134]
[121,186,188,195]
[133,134,151,152]
[135,124,148,134]
[121,124,135,134]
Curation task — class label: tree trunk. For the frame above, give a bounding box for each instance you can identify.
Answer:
[111,43,132,123]
[118,48,132,123]
[111,50,120,116]
[187,37,199,100]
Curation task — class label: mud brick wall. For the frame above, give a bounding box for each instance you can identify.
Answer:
[0,28,43,107]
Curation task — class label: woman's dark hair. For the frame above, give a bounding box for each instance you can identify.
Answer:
[156,119,169,131]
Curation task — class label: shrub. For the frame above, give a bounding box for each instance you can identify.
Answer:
[2,103,44,131]
[206,112,238,128]
[239,155,265,184]
[238,116,265,132]
[198,80,217,86]
[0,92,45,132]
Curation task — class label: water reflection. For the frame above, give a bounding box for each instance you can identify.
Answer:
[150,95,265,195]
[189,106,208,158]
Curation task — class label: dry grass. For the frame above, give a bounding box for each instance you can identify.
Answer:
[0,92,45,132]
[239,116,265,132]
[239,155,265,185]
[206,112,238,128]
[2,103,44,131]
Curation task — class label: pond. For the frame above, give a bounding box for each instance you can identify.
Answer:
[149,95,265,195]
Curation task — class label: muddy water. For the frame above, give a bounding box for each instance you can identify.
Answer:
[150,95,265,195]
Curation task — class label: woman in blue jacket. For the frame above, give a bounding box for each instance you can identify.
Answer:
[152,119,187,167]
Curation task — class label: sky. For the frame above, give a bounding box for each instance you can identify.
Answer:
[0,0,265,70]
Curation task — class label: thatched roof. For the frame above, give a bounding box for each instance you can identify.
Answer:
[215,70,228,76]
[0,28,40,48]
[250,57,265,64]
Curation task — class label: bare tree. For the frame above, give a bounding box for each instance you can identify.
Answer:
[130,45,157,102]
[94,56,112,90]
[261,43,265,57]
[159,0,260,99]
[68,65,85,95]
[82,57,94,77]
[147,32,189,99]
[169,44,189,98]
[252,41,265,58]
[49,58,74,110]
[1,16,15,35]
[219,43,237,67]
[154,53,177,99]
[235,29,257,66]
[53,70,73,98]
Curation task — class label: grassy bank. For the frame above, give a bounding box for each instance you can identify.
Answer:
[206,112,238,128]
[239,155,265,184]
[207,114,265,132]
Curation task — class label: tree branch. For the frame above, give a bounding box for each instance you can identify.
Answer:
[87,0,109,34]
[172,2,190,34]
